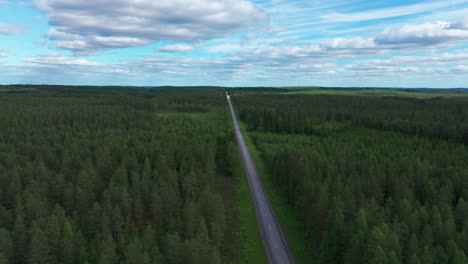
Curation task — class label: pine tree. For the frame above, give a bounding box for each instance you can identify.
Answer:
[455,198,468,231]
[0,228,12,263]
[62,220,75,264]
[0,254,8,264]
[408,254,421,264]
[320,200,346,263]
[150,244,164,264]
[29,223,51,264]
[182,167,197,202]
[165,232,181,264]
[421,225,433,247]
[110,206,125,250]
[431,206,444,245]
[387,251,401,264]
[125,237,147,264]
[420,246,433,264]
[98,236,118,264]
[369,246,388,264]
[183,202,198,239]
[453,249,467,264]
[434,246,449,264]
[210,222,223,250]
[149,187,162,227]
[13,198,27,264]
[405,234,419,263]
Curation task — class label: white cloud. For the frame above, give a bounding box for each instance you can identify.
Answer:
[4,1,468,87]
[342,51,468,79]
[321,38,376,50]
[0,23,24,35]
[204,18,468,65]
[2,53,137,85]
[376,21,468,46]
[5,47,468,87]
[216,38,381,62]
[35,0,267,54]
[346,52,468,68]
[159,44,195,53]
[24,53,101,67]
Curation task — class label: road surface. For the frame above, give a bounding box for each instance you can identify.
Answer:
[227,93,294,264]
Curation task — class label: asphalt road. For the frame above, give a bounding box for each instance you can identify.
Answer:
[227,93,294,264]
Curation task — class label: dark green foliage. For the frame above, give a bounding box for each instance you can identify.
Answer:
[233,91,468,263]
[234,93,468,144]
[0,87,233,263]
[0,228,13,263]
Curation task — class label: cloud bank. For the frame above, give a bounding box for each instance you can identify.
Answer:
[376,21,468,46]
[35,0,267,54]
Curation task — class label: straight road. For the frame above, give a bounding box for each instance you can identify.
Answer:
[227,93,294,264]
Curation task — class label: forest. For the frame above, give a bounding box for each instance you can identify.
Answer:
[2,86,468,264]
[0,86,248,264]
[235,93,468,144]
[232,90,468,264]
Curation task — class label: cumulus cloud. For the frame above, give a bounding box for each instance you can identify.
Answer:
[222,38,382,63]
[252,18,468,60]
[5,8,468,86]
[35,0,267,54]
[207,17,468,62]
[0,50,8,57]
[159,44,195,53]
[376,20,468,46]
[0,23,24,35]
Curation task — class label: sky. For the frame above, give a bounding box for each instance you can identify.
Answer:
[1,0,468,87]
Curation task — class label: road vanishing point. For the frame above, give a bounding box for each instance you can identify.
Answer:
[227,93,295,264]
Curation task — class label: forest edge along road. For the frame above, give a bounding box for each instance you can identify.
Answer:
[227,92,294,264]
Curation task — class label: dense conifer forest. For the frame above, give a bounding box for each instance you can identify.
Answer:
[2,86,468,264]
[233,91,468,264]
[0,87,244,264]
[235,93,468,144]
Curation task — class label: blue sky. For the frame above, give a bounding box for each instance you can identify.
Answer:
[1,0,468,87]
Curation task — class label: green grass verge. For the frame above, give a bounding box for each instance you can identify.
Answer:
[225,106,267,264]
[233,160,268,264]
[239,121,318,264]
